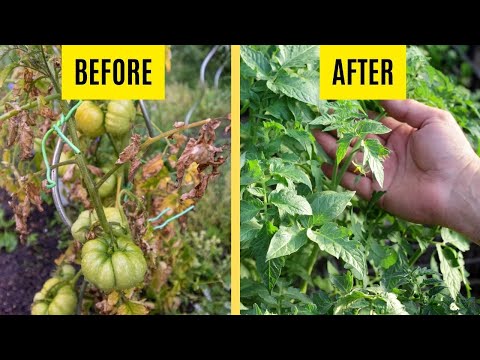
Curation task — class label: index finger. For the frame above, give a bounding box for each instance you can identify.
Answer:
[381,99,445,128]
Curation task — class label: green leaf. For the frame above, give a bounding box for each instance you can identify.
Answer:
[330,271,353,294]
[252,222,285,292]
[0,232,17,253]
[265,99,291,121]
[267,70,319,106]
[356,120,391,136]
[240,219,262,248]
[312,290,333,314]
[269,159,312,190]
[307,224,366,280]
[436,243,462,300]
[269,187,312,216]
[276,45,319,68]
[285,129,314,159]
[441,227,470,252]
[336,134,354,165]
[241,199,264,222]
[307,190,355,226]
[362,138,389,188]
[368,240,398,270]
[266,224,308,260]
[240,46,272,80]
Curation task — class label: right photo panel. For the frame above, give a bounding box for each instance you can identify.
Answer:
[240,45,480,315]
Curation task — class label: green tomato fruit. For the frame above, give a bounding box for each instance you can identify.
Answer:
[105,100,136,136]
[71,210,92,243]
[98,171,116,198]
[46,286,77,315]
[59,264,76,280]
[75,101,105,138]
[31,302,49,315]
[31,278,77,315]
[81,236,147,291]
[58,151,74,177]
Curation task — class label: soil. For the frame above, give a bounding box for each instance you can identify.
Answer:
[0,189,62,315]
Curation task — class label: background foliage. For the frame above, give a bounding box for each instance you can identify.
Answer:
[240,45,480,315]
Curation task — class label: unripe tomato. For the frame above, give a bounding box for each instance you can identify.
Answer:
[58,151,74,177]
[33,138,42,154]
[71,210,92,243]
[81,236,147,291]
[31,278,77,315]
[98,169,116,198]
[105,100,136,136]
[47,286,77,315]
[31,302,49,315]
[59,264,76,280]
[75,101,105,138]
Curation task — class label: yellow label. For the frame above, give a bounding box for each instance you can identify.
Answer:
[62,45,165,100]
[319,45,406,100]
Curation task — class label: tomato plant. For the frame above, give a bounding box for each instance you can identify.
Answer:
[240,45,480,315]
[0,45,230,315]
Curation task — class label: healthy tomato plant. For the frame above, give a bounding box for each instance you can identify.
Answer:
[240,45,480,315]
[0,45,230,315]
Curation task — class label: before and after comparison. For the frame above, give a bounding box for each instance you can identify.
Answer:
[1,45,480,316]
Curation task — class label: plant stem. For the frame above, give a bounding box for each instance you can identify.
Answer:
[300,246,320,294]
[33,159,76,177]
[140,118,212,151]
[76,279,86,315]
[333,138,363,189]
[408,248,423,267]
[0,94,61,121]
[62,105,114,243]
[40,46,61,95]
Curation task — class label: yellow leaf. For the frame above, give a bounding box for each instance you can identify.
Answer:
[107,291,119,306]
[117,301,149,315]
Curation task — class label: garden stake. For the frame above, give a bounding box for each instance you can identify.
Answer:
[41,100,83,189]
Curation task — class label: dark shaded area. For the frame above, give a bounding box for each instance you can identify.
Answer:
[0,189,61,315]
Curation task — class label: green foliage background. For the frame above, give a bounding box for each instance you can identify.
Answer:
[240,45,480,315]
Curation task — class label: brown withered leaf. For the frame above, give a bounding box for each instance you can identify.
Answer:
[39,106,58,120]
[23,177,44,212]
[224,124,231,134]
[128,157,141,182]
[23,69,34,93]
[6,116,19,148]
[62,164,76,182]
[8,195,30,242]
[96,299,115,315]
[116,134,141,165]
[176,119,224,189]
[70,181,90,208]
[87,165,103,177]
[19,113,34,160]
[142,154,164,179]
[168,133,188,156]
[124,200,146,241]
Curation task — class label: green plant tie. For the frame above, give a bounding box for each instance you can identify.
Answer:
[41,101,83,189]
[148,205,195,230]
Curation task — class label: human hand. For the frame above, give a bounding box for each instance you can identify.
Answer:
[314,99,480,241]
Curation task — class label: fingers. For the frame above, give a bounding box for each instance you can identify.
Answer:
[322,164,373,200]
[381,99,445,128]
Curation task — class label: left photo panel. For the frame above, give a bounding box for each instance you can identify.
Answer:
[0,45,231,315]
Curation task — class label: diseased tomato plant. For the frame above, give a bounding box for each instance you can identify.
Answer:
[240,45,480,315]
[0,45,229,315]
